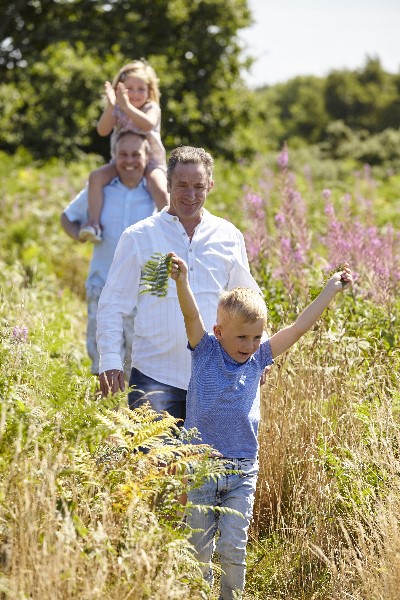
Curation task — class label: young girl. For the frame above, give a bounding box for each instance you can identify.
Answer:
[169,253,353,600]
[79,60,169,243]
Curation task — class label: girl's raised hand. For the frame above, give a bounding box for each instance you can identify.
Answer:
[115,82,129,109]
[169,252,188,282]
[104,81,116,106]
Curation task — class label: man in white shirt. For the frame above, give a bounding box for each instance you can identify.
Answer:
[61,131,156,377]
[97,145,260,421]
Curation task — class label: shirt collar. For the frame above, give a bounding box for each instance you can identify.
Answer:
[109,176,146,190]
[161,207,211,224]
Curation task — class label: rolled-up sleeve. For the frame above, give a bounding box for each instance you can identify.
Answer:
[96,230,141,373]
[63,188,88,224]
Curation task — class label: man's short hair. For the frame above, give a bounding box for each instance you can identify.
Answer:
[167,146,214,185]
[218,287,267,324]
[115,131,151,156]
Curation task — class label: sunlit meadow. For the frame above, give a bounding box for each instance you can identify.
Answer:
[1,147,399,599]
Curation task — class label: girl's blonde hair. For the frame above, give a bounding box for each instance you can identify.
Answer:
[112,59,160,105]
[218,288,267,325]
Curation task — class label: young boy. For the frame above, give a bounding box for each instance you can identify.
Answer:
[169,252,353,600]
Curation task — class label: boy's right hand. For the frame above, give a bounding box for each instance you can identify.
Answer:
[169,252,188,282]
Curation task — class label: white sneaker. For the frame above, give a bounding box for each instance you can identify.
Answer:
[79,225,102,243]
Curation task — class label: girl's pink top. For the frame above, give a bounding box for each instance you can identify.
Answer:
[110,100,166,171]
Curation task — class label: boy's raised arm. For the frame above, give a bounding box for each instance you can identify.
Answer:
[169,253,206,349]
[270,264,353,359]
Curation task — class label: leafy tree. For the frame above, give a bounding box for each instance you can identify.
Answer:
[324,57,399,132]
[268,76,329,145]
[250,57,400,155]
[0,0,254,160]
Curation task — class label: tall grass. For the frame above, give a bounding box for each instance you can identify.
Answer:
[1,147,400,598]
[0,258,218,599]
[241,148,400,599]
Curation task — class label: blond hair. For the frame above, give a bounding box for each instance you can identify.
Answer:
[218,288,267,325]
[167,146,214,186]
[112,59,160,105]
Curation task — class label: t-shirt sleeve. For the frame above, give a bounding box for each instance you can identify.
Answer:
[63,187,88,224]
[260,338,274,368]
[187,331,208,352]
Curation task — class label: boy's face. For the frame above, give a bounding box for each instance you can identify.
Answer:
[213,311,264,364]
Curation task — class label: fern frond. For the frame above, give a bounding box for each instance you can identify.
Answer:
[139,252,172,297]
[99,405,180,453]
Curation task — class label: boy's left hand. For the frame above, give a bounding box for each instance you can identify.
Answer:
[329,263,353,292]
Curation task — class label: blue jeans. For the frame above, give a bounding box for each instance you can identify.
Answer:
[128,367,187,423]
[187,458,259,600]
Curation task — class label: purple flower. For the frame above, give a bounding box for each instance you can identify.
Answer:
[277,144,289,169]
[280,236,291,252]
[247,193,263,208]
[294,248,305,263]
[12,326,29,342]
[322,188,332,200]
[324,203,335,218]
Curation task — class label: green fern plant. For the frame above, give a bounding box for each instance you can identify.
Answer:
[139,252,172,297]
[93,403,228,520]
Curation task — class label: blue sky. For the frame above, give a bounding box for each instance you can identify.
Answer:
[240,0,400,87]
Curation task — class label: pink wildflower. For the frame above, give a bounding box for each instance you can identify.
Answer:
[277,143,289,169]
[12,326,28,342]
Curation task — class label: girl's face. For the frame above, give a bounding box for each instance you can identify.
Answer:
[121,75,149,108]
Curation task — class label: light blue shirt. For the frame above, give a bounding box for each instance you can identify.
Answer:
[184,333,274,459]
[63,177,155,292]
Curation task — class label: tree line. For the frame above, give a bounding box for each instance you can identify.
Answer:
[253,57,400,166]
[1,0,399,164]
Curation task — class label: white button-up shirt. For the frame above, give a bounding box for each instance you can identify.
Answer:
[97,208,260,390]
[63,177,155,293]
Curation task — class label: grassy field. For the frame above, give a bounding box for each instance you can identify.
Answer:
[1,147,399,599]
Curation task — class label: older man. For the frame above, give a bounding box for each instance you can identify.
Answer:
[61,131,156,377]
[97,145,260,420]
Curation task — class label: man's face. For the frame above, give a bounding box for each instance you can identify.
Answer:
[167,163,213,222]
[115,134,147,187]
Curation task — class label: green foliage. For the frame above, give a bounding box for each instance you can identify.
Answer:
[1,0,254,160]
[140,252,173,297]
[256,75,329,147]
[324,58,400,132]
[1,149,400,598]
[250,58,400,165]
[0,260,217,598]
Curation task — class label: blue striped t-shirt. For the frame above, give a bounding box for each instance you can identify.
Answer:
[184,333,274,459]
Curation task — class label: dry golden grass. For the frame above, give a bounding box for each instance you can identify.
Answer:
[248,329,400,599]
[0,426,208,600]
